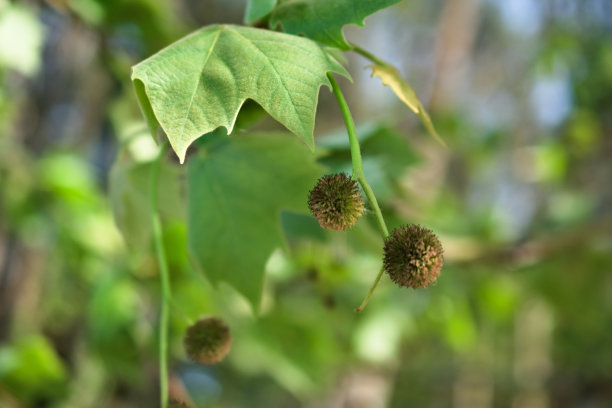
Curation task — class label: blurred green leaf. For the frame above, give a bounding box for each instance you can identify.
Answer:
[318,123,419,201]
[567,109,601,155]
[269,0,402,49]
[361,127,420,174]
[281,212,327,242]
[67,0,185,51]
[231,310,345,397]
[87,274,145,381]
[533,142,566,182]
[0,336,68,401]
[477,275,519,324]
[188,132,325,309]
[429,297,477,353]
[245,0,277,23]
[109,152,186,251]
[319,123,419,171]
[38,153,98,205]
[67,0,105,25]
[354,307,408,363]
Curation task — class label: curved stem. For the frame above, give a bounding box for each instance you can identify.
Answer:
[327,73,389,239]
[150,142,171,408]
[327,73,389,312]
[349,43,388,67]
[355,266,385,313]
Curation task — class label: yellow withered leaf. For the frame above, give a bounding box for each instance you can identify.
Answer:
[370,64,445,146]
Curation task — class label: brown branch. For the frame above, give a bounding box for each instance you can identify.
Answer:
[454,215,612,268]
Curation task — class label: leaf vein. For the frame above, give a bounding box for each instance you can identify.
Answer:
[177,28,223,143]
[227,27,307,135]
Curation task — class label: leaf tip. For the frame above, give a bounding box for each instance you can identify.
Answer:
[172,143,187,164]
[417,109,447,148]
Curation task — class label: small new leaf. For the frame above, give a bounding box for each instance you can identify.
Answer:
[370,64,445,146]
[132,24,349,163]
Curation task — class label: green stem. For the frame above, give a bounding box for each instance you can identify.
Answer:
[327,73,389,239]
[327,73,389,312]
[355,266,385,313]
[349,43,388,66]
[150,142,171,408]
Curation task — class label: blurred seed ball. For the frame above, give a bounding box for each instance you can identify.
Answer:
[184,317,231,365]
[169,400,190,408]
[308,173,364,231]
[383,224,444,289]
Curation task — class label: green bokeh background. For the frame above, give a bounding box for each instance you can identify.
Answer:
[0,0,611,407]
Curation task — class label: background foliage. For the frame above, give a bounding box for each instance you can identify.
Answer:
[1,0,611,407]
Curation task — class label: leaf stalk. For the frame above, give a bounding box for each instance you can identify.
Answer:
[349,43,388,66]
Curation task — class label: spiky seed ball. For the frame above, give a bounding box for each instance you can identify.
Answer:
[383,224,444,289]
[184,317,231,365]
[308,173,364,231]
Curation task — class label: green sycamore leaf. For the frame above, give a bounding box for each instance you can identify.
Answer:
[269,0,402,50]
[131,24,349,163]
[187,132,325,309]
[370,64,445,146]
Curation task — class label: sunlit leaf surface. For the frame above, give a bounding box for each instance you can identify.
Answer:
[132,24,348,163]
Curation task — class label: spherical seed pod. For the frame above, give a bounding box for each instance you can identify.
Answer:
[383,224,444,289]
[308,173,365,231]
[184,317,231,365]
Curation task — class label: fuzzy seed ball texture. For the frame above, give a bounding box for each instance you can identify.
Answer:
[184,317,231,365]
[383,224,444,289]
[308,173,365,231]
